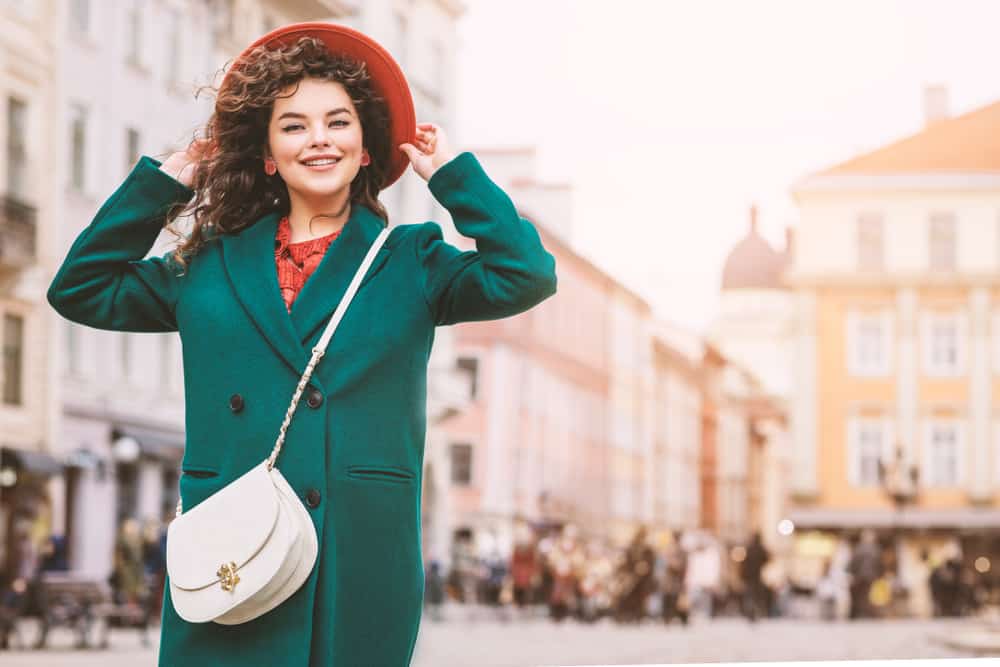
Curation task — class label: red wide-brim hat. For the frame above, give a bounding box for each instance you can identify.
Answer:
[220,21,416,190]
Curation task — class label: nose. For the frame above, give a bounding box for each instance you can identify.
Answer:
[309,122,333,147]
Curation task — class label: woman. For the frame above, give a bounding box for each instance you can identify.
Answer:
[47,22,557,667]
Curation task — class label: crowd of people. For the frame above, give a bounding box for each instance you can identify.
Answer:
[424,523,998,625]
[424,523,784,625]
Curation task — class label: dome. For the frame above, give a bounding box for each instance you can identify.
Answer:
[721,205,789,290]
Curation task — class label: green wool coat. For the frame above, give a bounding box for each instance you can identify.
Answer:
[47,151,557,666]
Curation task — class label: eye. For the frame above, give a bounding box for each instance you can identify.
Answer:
[281,120,349,132]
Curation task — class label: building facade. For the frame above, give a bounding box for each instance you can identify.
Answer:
[787,88,1000,590]
[0,0,61,581]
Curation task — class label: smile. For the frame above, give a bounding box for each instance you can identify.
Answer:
[301,158,340,171]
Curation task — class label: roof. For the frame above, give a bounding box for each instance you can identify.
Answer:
[814,99,1000,175]
[721,205,788,290]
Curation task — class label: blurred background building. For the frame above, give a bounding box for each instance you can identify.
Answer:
[785,86,1000,592]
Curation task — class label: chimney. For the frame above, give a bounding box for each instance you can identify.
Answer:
[923,84,949,127]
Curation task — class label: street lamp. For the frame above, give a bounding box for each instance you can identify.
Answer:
[111,432,141,463]
[877,441,920,616]
[877,442,920,510]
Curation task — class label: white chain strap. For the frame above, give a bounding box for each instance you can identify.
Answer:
[176,227,390,517]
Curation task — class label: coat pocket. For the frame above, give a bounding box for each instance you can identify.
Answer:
[344,464,415,485]
[178,465,224,512]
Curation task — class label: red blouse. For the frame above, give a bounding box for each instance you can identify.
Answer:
[274,215,342,313]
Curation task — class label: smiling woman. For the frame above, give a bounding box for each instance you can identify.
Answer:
[45,21,557,667]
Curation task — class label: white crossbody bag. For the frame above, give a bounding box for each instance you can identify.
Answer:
[166,227,391,625]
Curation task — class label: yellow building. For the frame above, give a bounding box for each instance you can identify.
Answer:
[786,91,1000,605]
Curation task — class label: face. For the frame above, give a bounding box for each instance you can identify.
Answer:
[266,77,365,204]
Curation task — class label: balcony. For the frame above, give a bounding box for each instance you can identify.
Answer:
[0,194,37,271]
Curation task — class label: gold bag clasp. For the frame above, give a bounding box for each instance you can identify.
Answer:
[217,561,240,592]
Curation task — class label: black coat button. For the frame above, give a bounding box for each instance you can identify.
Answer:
[305,488,321,508]
[305,386,323,409]
[229,393,244,413]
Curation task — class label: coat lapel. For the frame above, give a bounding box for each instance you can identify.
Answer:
[290,203,391,346]
[220,204,392,377]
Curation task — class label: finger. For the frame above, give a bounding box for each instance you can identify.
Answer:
[398,143,420,161]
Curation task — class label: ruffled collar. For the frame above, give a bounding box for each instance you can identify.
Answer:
[274,215,342,257]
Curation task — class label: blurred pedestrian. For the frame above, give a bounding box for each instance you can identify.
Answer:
[547,524,584,622]
[614,526,656,624]
[908,548,933,619]
[111,518,148,609]
[847,529,881,619]
[815,557,844,621]
[510,524,539,617]
[740,531,770,623]
[660,530,689,626]
[424,560,445,622]
[685,535,721,620]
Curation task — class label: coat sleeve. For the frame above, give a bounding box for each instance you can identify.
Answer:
[414,151,558,326]
[46,155,196,332]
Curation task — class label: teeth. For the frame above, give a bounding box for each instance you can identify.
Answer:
[304,158,339,166]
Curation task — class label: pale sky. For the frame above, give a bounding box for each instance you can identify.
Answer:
[454,0,1000,332]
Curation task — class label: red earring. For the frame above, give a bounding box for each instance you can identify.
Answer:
[360,151,370,167]
[264,158,276,176]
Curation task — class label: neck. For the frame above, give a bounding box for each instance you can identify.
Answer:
[286,189,352,243]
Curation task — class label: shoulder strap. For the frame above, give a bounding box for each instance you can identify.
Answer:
[266,226,391,470]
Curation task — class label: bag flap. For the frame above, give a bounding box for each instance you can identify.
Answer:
[166,460,281,590]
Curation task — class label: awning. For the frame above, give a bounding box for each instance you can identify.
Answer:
[788,507,1000,531]
[112,424,184,463]
[0,446,64,476]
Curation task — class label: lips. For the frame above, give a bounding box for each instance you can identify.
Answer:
[301,158,340,171]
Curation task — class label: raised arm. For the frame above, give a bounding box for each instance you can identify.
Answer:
[46,155,195,332]
[415,151,558,326]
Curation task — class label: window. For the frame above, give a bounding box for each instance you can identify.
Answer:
[449,443,472,485]
[929,212,957,271]
[165,8,181,85]
[121,333,131,381]
[69,104,87,191]
[6,0,37,18]
[857,212,884,271]
[125,127,140,174]
[848,417,891,487]
[924,420,962,487]
[3,313,24,405]
[260,13,279,34]
[994,422,1000,488]
[125,0,143,65]
[394,11,408,66]
[847,311,892,376]
[922,312,965,376]
[160,334,172,388]
[456,356,478,400]
[67,323,80,377]
[70,0,90,34]
[7,97,27,200]
[431,41,445,94]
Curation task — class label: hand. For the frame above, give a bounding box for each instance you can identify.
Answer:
[160,137,216,188]
[398,123,456,182]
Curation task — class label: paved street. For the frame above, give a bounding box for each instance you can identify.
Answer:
[0,610,985,666]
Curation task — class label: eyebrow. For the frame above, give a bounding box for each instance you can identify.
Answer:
[277,108,352,121]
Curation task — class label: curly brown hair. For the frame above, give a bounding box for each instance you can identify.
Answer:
[162,36,392,273]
